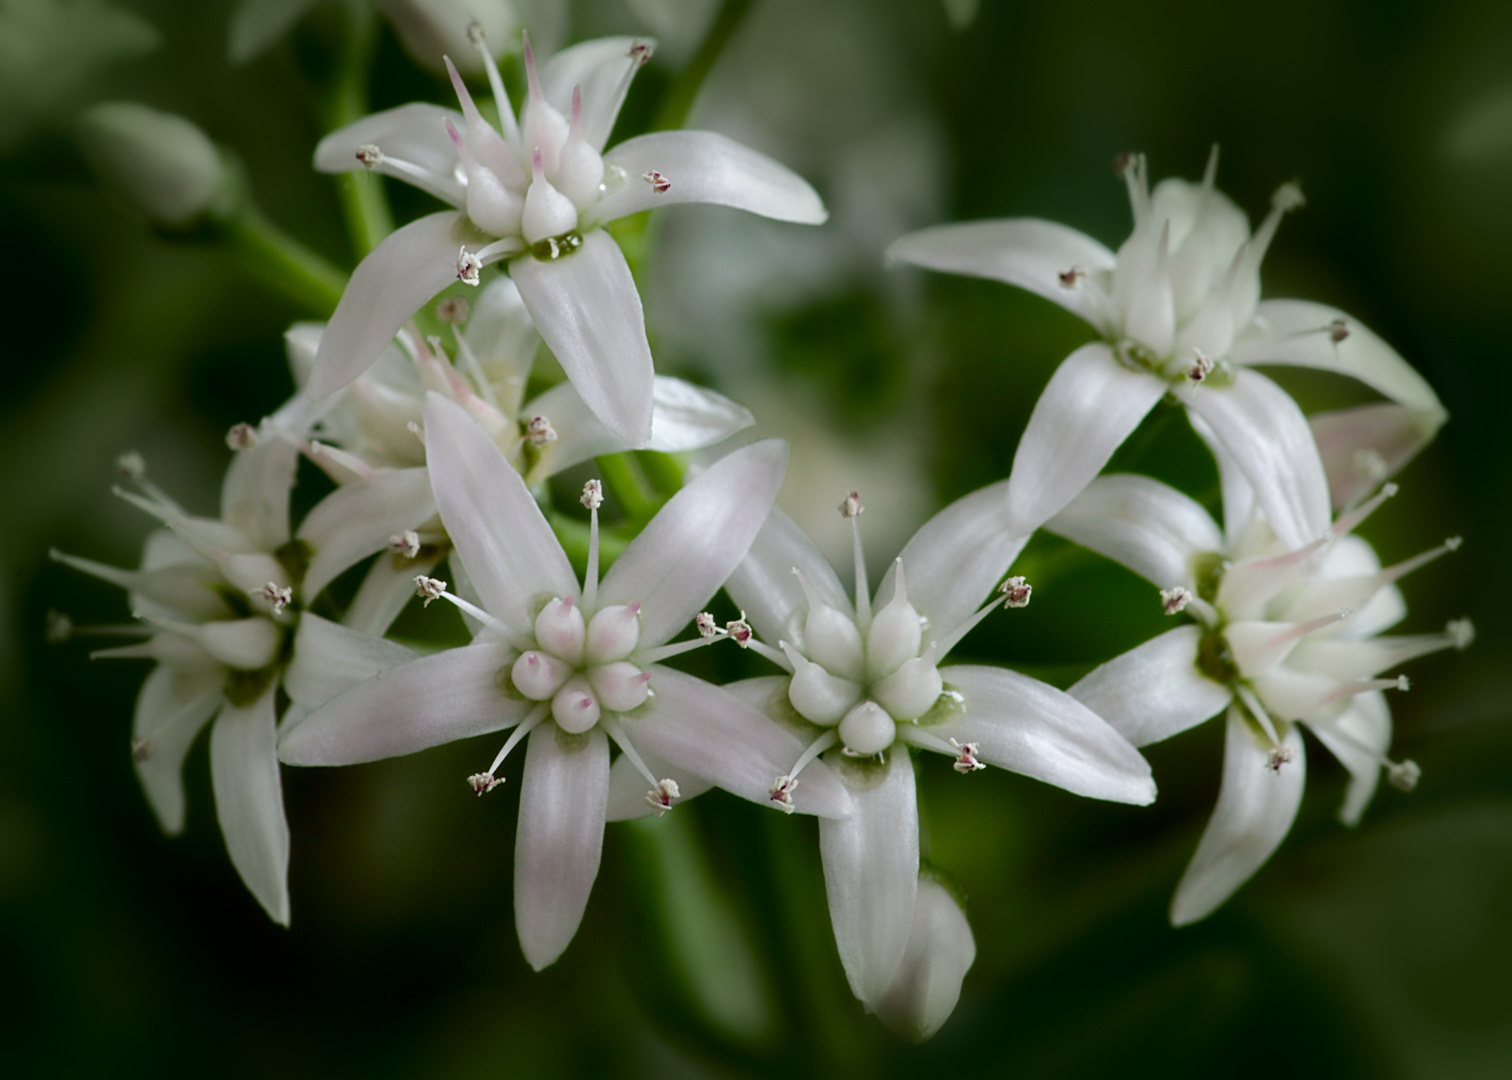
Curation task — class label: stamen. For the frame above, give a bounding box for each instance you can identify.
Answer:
[1266,745,1297,772]
[583,479,602,612]
[695,612,721,638]
[388,531,422,559]
[250,582,292,614]
[771,729,841,812]
[436,296,470,323]
[355,143,382,170]
[116,451,146,480]
[457,246,483,287]
[1057,264,1087,289]
[225,422,259,450]
[1330,317,1350,344]
[481,702,550,777]
[642,170,671,194]
[1331,481,1397,538]
[526,415,557,446]
[841,491,872,629]
[1388,760,1421,792]
[1447,618,1475,650]
[645,778,681,817]
[132,736,152,762]
[414,575,447,606]
[999,575,1032,608]
[1183,348,1214,389]
[1160,586,1193,615]
[468,772,503,795]
[949,738,985,773]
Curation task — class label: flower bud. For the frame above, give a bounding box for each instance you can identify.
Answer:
[372,0,518,75]
[77,102,225,227]
[875,878,976,1042]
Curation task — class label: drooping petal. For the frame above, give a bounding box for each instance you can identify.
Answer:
[342,548,443,637]
[725,507,851,646]
[1186,368,1331,552]
[296,467,437,601]
[590,130,827,226]
[221,436,298,551]
[601,440,787,647]
[508,229,654,447]
[307,210,471,404]
[312,102,467,206]
[209,686,290,925]
[1046,473,1224,589]
[886,219,1118,335]
[423,393,579,632]
[278,642,522,765]
[1069,627,1233,747]
[1169,708,1305,926]
[819,747,919,1005]
[539,36,652,151]
[515,724,609,970]
[1308,691,1391,827]
[284,612,417,711]
[604,746,714,821]
[132,665,223,834]
[932,665,1156,804]
[1003,343,1167,538]
[875,877,977,1043]
[1310,402,1448,510]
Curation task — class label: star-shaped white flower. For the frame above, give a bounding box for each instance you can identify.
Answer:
[306,33,827,447]
[278,394,849,970]
[888,149,1447,547]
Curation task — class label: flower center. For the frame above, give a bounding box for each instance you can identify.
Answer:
[509,597,651,734]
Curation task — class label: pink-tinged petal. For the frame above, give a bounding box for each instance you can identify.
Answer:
[725,507,851,647]
[604,747,714,821]
[875,877,977,1043]
[508,229,654,447]
[423,393,578,631]
[297,467,437,601]
[933,664,1156,804]
[307,210,471,403]
[284,612,417,711]
[1186,368,1331,551]
[624,667,850,818]
[591,130,827,226]
[878,479,1025,644]
[1169,708,1305,926]
[133,664,223,834]
[1069,627,1233,747]
[601,440,787,647]
[886,219,1117,335]
[1004,343,1167,538]
[515,724,609,970]
[539,36,654,151]
[277,642,522,765]
[1233,300,1444,413]
[1047,473,1224,589]
[1310,403,1447,510]
[1307,691,1391,827]
[342,548,443,637]
[312,102,467,206]
[221,436,298,551]
[209,686,290,925]
[820,747,919,1005]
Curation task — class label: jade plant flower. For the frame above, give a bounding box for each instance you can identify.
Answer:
[307,32,827,446]
[888,150,1446,548]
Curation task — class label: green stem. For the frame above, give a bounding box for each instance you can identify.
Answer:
[651,0,756,133]
[219,209,346,317]
[596,453,662,526]
[328,0,391,257]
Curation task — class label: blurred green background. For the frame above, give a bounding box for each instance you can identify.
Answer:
[3,0,1510,1076]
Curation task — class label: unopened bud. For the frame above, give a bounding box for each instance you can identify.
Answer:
[725,615,753,647]
[642,170,671,194]
[1266,745,1297,772]
[251,582,293,613]
[77,102,227,227]
[355,143,383,170]
[694,612,721,638]
[1387,759,1420,792]
[1329,317,1349,344]
[629,39,654,64]
[645,778,681,816]
[768,775,798,813]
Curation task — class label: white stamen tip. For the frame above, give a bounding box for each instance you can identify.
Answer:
[1273,181,1306,211]
[388,530,422,559]
[999,576,1032,608]
[1184,348,1215,385]
[251,581,293,613]
[629,39,654,64]
[839,491,863,519]
[44,609,74,644]
[415,575,447,606]
[725,613,753,647]
[526,415,558,447]
[642,170,671,194]
[465,19,485,44]
[457,246,483,287]
[1446,618,1475,650]
[225,422,259,450]
[580,478,603,510]
[1160,585,1193,615]
[1444,536,1463,552]
[694,612,721,638]
[116,451,146,480]
[1057,264,1087,289]
[131,736,152,762]
[1266,745,1297,772]
[1113,151,1138,177]
[1395,674,1411,691]
[1329,317,1350,344]
[436,296,470,323]
[768,775,798,814]
[468,772,502,795]
[949,738,985,774]
[355,143,383,169]
[645,778,681,816]
[1387,759,1421,792]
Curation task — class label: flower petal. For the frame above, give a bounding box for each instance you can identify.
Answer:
[284,612,417,711]
[515,724,609,970]
[725,507,851,646]
[297,467,437,601]
[1169,707,1305,926]
[221,436,298,551]
[933,664,1156,804]
[209,686,290,925]
[312,102,467,206]
[278,641,523,765]
[1186,368,1331,551]
[423,393,579,632]
[886,219,1117,334]
[602,439,787,647]
[1046,473,1223,589]
[1310,402,1447,510]
[875,877,977,1043]
[133,664,223,834]
[819,746,919,1005]
[1004,343,1166,538]
[1307,691,1391,827]
[540,36,652,151]
[307,210,470,403]
[508,229,654,447]
[1069,627,1233,747]
[590,130,827,226]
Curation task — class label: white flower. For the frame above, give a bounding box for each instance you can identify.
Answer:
[278,394,849,970]
[306,33,828,447]
[695,484,1154,1009]
[873,877,977,1043]
[1048,460,1470,925]
[887,149,1447,547]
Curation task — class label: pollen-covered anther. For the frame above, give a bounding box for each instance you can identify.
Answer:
[999,576,1032,608]
[465,19,485,44]
[725,615,753,647]
[436,296,470,323]
[645,778,680,817]
[1447,618,1475,650]
[839,491,863,519]
[1184,349,1215,385]
[1330,317,1350,344]
[642,170,671,194]
[581,478,604,510]
[526,415,558,446]
[949,738,985,774]
[388,530,422,559]
[468,772,502,795]
[225,422,259,450]
[1388,759,1421,792]
[694,612,722,638]
[1057,264,1087,289]
[629,39,654,64]
[251,581,293,614]
[44,609,74,644]
[1266,745,1297,772]
[768,774,798,814]
[116,451,146,480]
[1160,586,1193,615]
[415,575,447,606]
[131,736,152,762]
[1273,180,1306,211]
[355,143,383,169]
[457,246,483,286]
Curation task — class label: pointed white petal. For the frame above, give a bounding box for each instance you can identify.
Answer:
[875,877,977,1043]
[515,724,609,970]
[540,36,653,151]
[725,507,850,646]
[1069,627,1233,747]
[312,102,467,206]
[278,642,523,765]
[601,440,787,647]
[133,665,223,834]
[423,393,579,631]
[1169,708,1305,925]
[307,210,470,403]
[886,219,1117,334]
[819,746,918,1004]
[1186,413,1257,550]
[284,612,417,711]
[221,436,297,551]
[209,686,290,925]
[342,549,443,637]
[1186,368,1331,552]
[604,747,714,821]
[933,664,1156,803]
[1310,403,1448,510]
[1004,343,1166,538]
[297,467,437,600]
[1047,473,1224,589]
[1308,691,1391,827]
[591,130,826,226]
[508,230,654,447]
